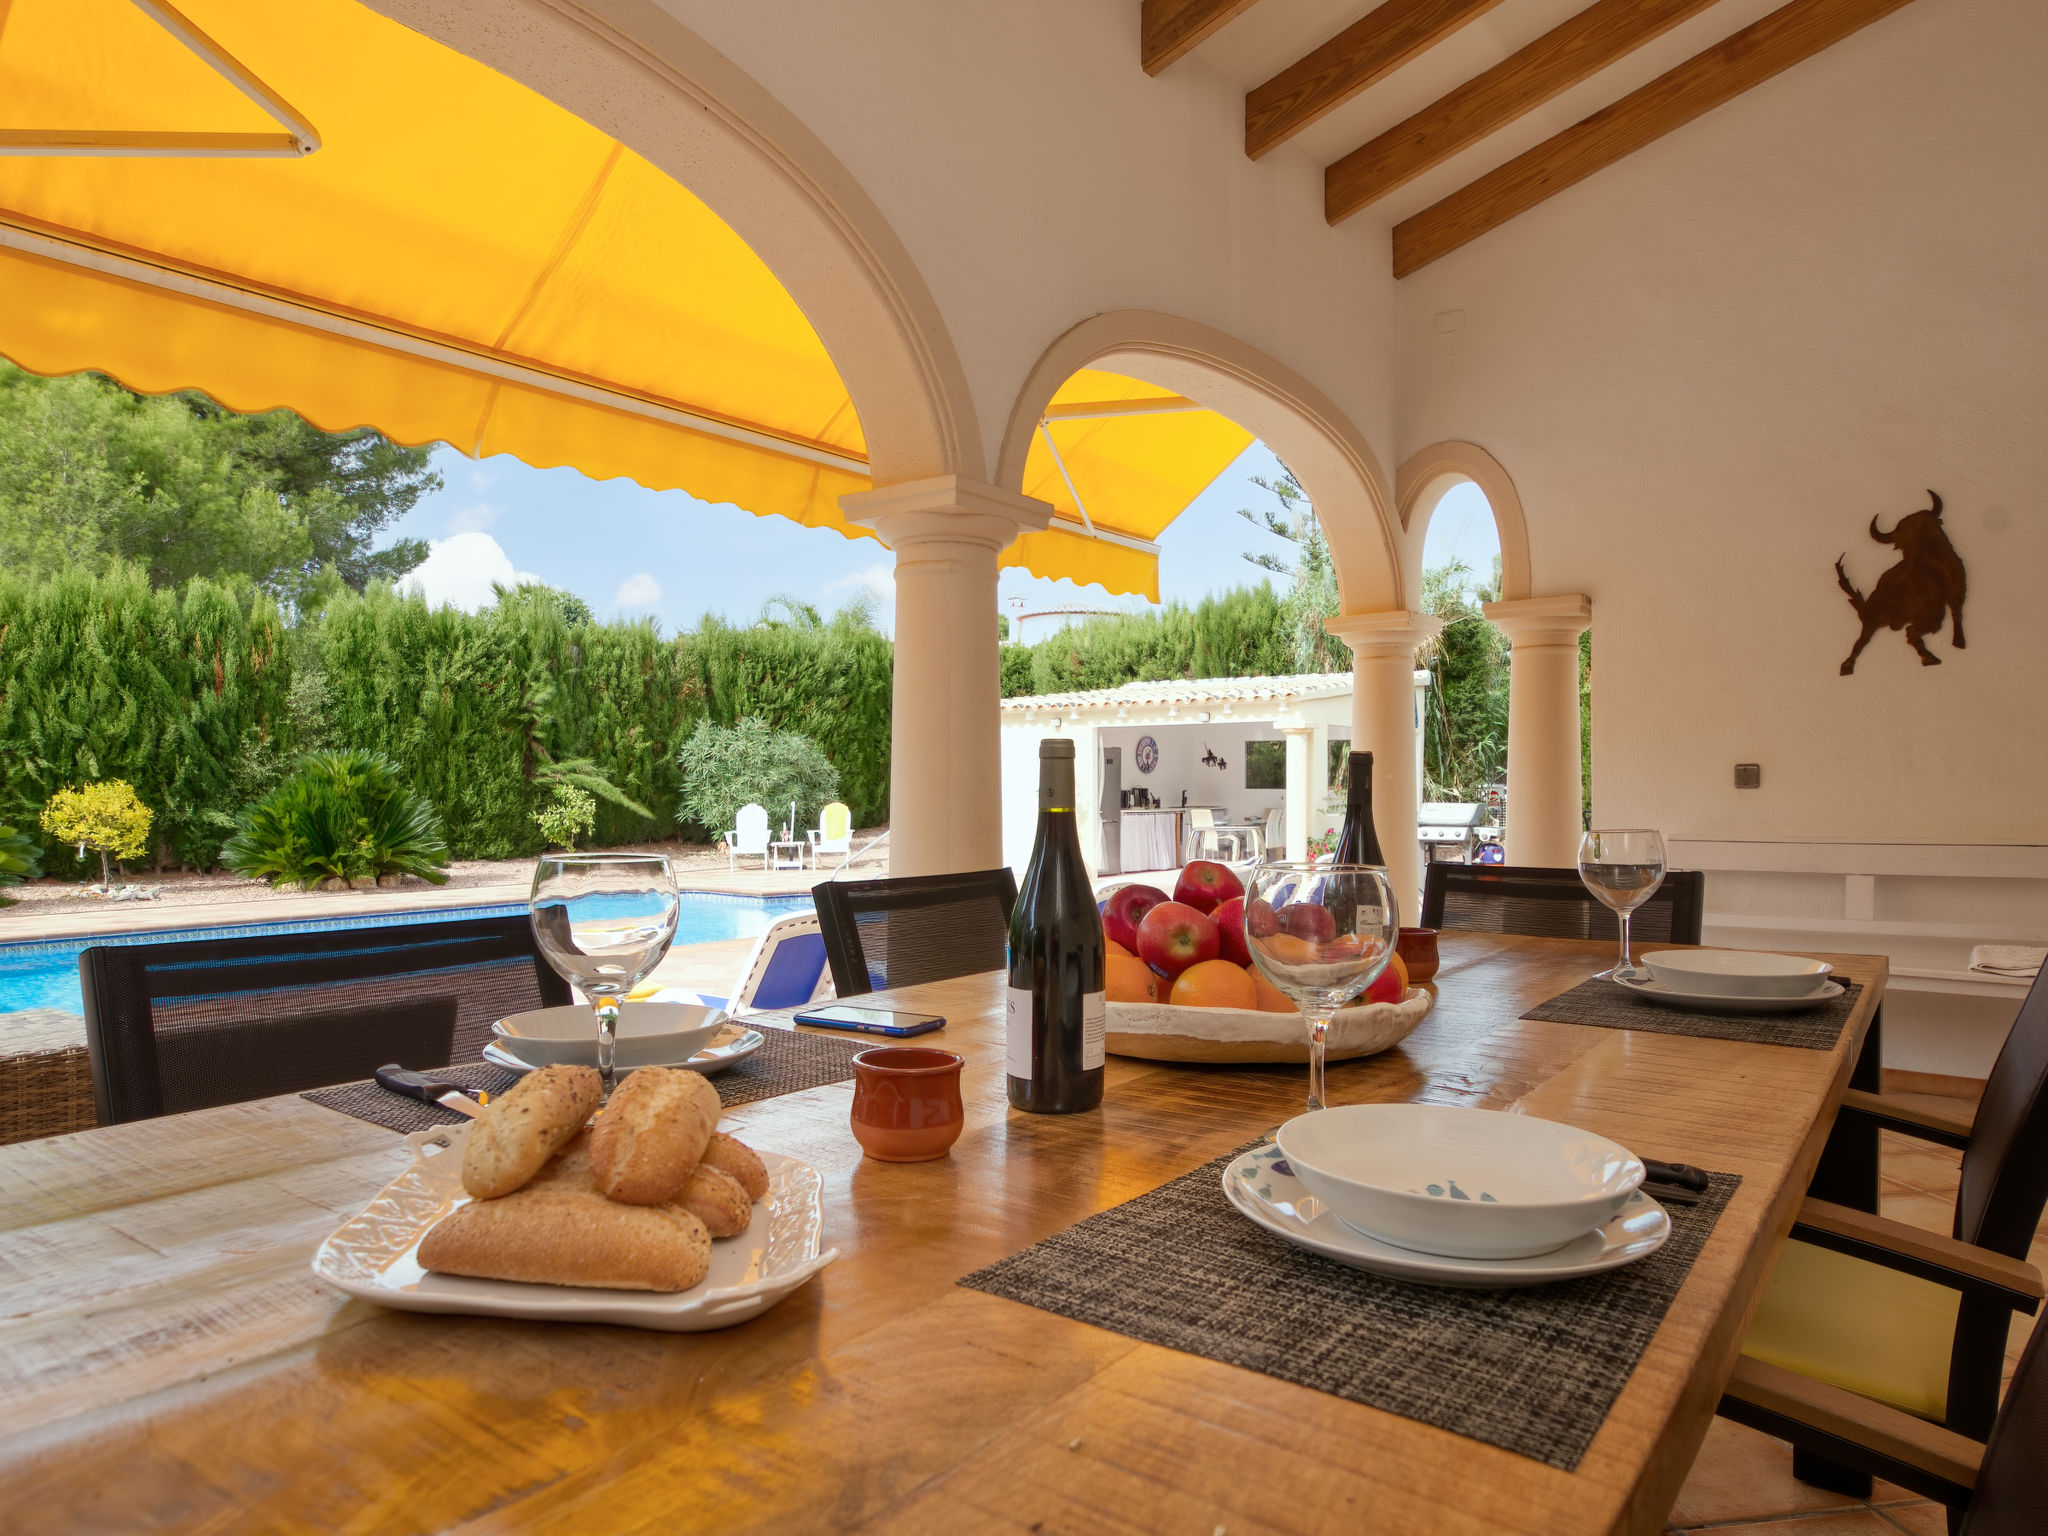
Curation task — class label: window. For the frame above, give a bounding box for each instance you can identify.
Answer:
[1244,740,1285,789]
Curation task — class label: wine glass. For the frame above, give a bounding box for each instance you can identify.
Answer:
[1244,862,1399,1114]
[530,853,681,1093]
[1577,829,1667,981]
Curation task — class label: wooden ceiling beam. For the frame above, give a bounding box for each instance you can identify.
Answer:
[1246,0,1509,161]
[1327,0,1729,222]
[1142,0,1265,75]
[1392,0,1926,277]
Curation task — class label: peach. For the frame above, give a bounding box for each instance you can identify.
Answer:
[1169,958,1256,1010]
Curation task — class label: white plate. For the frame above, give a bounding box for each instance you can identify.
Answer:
[1613,972,1845,1014]
[1640,949,1834,998]
[1276,1103,1644,1260]
[493,1002,728,1069]
[1223,1142,1670,1288]
[483,1022,766,1077]
[312,1124,836,1330]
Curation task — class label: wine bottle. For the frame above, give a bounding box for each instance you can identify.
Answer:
[1332,751,1385,866]
[1007,738,1106,1114]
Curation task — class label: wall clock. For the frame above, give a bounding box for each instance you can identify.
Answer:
[1134,735,1158,774]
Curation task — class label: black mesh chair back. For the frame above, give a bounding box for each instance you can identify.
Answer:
[813,869,1018,997]
[81,914,570,1124]
[1965,1303,2048,1535]
[1954,965,2048,1257]
[1420,863,1705,947]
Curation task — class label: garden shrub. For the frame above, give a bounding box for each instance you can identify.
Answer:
[0,823,42,887]
[40,780,154,886]
[533,784,597,851]
[221,750,450,889]
[675,717,840,844]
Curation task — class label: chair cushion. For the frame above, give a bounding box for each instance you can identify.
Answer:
[1742,1237,1961,1420]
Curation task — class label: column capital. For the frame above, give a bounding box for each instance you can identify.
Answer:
[1324,609,1442,659]
[1482,593,1591,647]
[840,475,1054,551]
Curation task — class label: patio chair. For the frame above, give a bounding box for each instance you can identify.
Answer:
[813,869,1019,997]
[724,802,771,871]
[80,914,571,1124]
[1721,962,2048,1507]
[1420,862,1705,946]
[725,912,836,1015]
[808,801,853,870]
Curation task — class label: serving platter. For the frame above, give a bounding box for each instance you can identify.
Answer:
[313,1123,836,1331]
[1612,973,1845,1014]
[483,1021,766,1076]
[1106,986,1432,1063]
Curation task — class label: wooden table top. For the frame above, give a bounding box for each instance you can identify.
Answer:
[0,933,1883,1536]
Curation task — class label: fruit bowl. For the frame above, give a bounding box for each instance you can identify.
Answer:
[1104,986,1433,1064]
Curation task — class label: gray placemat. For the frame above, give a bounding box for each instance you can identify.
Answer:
[302,1024,868,1133]
[960,1142,1739,1471]
[1520,977,1861,1050]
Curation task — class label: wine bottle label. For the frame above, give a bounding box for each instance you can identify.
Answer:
[1083,990,1105,1070]
[1005,986,1032,1081]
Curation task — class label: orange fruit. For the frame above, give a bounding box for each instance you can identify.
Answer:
[1244,963,1296,1013]
[1386,950,1409,992]
[1105,951,1161,1003]
[1169,958,1257,1010]
[1264,932,1320,967]
[1105,937,1132,959]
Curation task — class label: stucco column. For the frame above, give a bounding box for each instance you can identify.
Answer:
[1280,721,1316,863]
[1482,594,1592,868]
[1323,610,1441,923]
[842,476,1053,877]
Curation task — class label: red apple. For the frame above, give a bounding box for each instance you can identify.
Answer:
[1212,896,1250,966]
[1102,883,1166,951]
[1246,898,1281,938]
[1359,965,1404,1007]
[1136,900,1220,979]
[1172,859,1244,915]
[1278,903,1337,944]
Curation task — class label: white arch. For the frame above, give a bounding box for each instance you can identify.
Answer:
[998,311,1404,613]
[366,0,980,485]
[1395,440,1533,603]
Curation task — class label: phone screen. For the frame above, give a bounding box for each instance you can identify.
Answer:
[793,1005,945,1036]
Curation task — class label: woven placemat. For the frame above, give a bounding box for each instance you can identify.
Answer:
[302,1024,867,1133]
[960,1142,1738,1471]
[1520,977,1861,1050]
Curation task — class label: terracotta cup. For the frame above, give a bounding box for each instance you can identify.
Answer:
[850,1046,965,1162]
[1396,926,1441,984]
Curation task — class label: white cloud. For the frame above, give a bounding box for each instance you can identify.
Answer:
[444,502,499,535]
[612,572,663,611]
[399,531,539,612]
[825,560,894,595]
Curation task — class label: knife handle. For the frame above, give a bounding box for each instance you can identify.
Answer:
[375,1063,465,1103]
[1642,1158,1711,1193]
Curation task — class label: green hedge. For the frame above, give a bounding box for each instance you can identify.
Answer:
[1000,586,1298,696]
[0,570,892,869]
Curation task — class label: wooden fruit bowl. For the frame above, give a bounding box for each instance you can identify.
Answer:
[1105,986,1433,1064]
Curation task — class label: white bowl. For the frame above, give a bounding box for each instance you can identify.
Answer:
[1275,1104,1645,1260]
[1640,948,1833,998]
[492,1002,727,1069]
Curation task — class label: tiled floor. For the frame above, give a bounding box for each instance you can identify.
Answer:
[1665,1122,2043,1532]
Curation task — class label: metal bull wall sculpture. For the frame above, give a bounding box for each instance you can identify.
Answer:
[1834,490,1967,675]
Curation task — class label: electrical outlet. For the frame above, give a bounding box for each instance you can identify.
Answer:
[1734,764,1761,789]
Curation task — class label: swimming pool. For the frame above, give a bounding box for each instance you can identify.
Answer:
[0,893,813,1018]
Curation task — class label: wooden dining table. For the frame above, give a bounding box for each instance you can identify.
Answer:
[0,932,1884,1535]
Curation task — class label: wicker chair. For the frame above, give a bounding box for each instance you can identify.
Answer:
[1420,863,1705,947]
[812,869,1018,997]
[81,913,569,1125]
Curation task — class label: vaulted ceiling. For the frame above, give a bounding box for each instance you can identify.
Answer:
[1141,0,1923,275]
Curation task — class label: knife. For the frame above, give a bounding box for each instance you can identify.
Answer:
[375,1064,488,1117]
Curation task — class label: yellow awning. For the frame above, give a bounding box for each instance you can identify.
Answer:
[0,0,1248,600]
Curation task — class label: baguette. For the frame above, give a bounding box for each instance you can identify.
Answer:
[677,1164,753,1238]
[461,1064,601,1199]
[589,1067,721,1205]
[419,1185,711,1292]
[699,1132,769,1202]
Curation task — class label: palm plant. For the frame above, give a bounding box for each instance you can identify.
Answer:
[0,823,41,888]
[222,750,449,889]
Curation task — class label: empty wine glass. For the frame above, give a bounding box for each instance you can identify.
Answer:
[1244,862,1398,1113]
[530,853,681,1093]
[1577,829,1668,981]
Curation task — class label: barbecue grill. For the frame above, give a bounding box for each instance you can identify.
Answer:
[1417,802,1482,864]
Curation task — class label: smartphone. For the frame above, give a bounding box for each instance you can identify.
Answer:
[792,1004,945,1037]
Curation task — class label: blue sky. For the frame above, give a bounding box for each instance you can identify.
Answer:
[387,441,1501,634]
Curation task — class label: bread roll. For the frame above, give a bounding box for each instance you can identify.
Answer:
[461,1064,600,1199]
[589,1067,721,1205]
[527,1130,596,1193]
[699,1132,769,1202]
[420,1185,711,1292]
[677,1164,753,1238]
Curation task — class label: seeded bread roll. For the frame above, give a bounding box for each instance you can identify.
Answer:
[677,1163,753,1238]
[589,1067,721,1206]
[527,1130,596,1193]
[699,1132,769,1202]
[420,1185,711,1292]
[460,1064,601,1200]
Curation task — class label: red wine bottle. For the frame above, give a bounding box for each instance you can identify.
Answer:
[1006,739,1105,1114]
[1332,751,1384,865]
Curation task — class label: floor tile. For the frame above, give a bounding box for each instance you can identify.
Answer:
[1667,1418,1863,1526]
[1688,1511,1911,1534]
[1873,1500,1953,1534]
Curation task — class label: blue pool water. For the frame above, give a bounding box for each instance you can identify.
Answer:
[0,894,812,1018]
